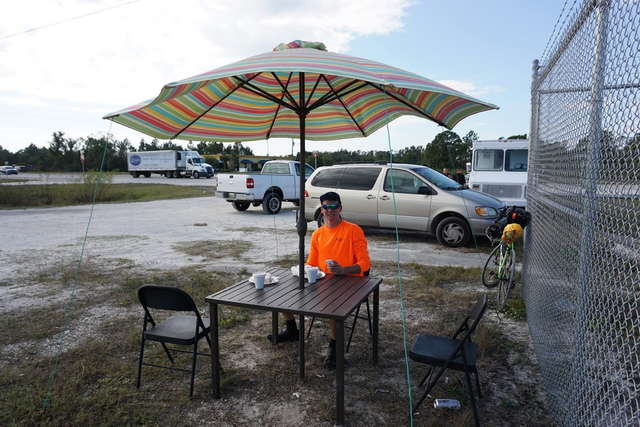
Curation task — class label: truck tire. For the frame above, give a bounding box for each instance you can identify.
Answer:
[144,172,151,178]
[436,216,470,248]
[262,193,282,215]
[131,172,139,178]
[166,171,173,178]
[232,201,250,211]
[193,171,200,179]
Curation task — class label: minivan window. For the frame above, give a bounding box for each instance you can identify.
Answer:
[383,169,421,194]
[337,167,381,191]
[310,167,344,188]
[409,166,462,190]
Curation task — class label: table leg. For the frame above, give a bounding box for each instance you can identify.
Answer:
[210,302,220,399]
[373,287,379,365]
[271,311,278,346]
[299,315,305,382]
[336,319,344,425]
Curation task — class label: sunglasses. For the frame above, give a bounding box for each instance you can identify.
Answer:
[321,203,341,211]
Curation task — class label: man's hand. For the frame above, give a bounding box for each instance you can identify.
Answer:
[327,261,360,276]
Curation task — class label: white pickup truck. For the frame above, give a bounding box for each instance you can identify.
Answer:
[215,160,314,214]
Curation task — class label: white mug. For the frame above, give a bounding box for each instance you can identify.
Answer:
[253,272,266,289]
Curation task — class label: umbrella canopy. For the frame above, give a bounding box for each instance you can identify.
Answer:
[105,40,498,141]
[104,40,499,288]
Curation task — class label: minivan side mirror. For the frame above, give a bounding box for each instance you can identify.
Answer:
[417,186,434,195]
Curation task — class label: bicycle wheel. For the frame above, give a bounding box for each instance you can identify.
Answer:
[481,243,502,288]
[496,247,516,310]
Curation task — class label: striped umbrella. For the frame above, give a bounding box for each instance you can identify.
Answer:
[104,40,499,287]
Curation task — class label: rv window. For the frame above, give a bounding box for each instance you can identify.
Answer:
[474,149,504,171]
[505,149,528,171]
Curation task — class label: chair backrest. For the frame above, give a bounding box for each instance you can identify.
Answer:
[138,284,199,313]
[466,294,488,336]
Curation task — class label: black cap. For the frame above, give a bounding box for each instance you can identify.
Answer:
[320,191,341,204]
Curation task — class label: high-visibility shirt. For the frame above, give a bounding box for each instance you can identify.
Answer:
[307,220,371,276]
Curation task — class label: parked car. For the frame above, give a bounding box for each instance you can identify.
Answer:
[15,165,28,172]
[0,166,18,175]
[216,160,314,214]
[304,162,505,247]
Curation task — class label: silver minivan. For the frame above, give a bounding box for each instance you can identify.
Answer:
[304,163,505,247]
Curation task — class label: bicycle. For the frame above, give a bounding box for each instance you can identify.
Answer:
[482,207,530,310]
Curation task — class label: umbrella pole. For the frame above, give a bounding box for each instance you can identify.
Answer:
[297,73,307,290]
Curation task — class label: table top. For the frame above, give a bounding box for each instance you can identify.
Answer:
[206,267,382,321]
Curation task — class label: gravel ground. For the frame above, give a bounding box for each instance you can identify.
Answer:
[0,197,490,282]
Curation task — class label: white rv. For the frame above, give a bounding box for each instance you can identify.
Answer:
[467,139,529,208]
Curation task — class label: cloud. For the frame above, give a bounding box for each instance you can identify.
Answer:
[0,0,414,107]
[439,80,506,98]
[0,96,47,107]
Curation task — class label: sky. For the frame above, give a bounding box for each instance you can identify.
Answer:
[0,0,568,157]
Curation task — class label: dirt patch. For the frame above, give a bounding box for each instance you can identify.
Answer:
[0,198,553,426]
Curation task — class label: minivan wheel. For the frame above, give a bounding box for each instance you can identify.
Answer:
[436,217,470,247]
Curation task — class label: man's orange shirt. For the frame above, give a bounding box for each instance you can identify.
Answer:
[307,220,371,275]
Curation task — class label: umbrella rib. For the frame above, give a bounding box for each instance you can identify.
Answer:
[169,75,260,140]
[309,77,369,136]
[308,79,363,110]
[265,73,296,138]
[369,83,448,128]
[231,75,297,112]
[270,73,300,110]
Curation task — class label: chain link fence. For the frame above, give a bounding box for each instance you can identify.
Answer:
[524,0,639,425]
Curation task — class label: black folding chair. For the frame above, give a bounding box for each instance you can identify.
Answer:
[409,294,488,427]
[137,284,212,398]
[306,270,372,352]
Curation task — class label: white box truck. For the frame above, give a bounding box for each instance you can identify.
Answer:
[127,150,214,179]
[466,139,529,208]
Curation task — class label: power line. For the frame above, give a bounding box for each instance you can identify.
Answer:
[0,0,141,41]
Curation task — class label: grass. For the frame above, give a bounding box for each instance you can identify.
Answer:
[1,183,547,426]
[0,261,552,427]
[0,172,213,209]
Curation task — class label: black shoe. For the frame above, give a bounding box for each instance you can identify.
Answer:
[267,329,299,343]
[323,347,337,371]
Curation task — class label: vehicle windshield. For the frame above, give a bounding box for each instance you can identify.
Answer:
[191,157,205,164]
[409,166,464,190]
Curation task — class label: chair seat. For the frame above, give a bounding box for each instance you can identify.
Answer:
[144,315,211,346]
[409,333,478,371]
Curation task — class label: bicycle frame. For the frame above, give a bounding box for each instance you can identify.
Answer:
[496,241,514,280]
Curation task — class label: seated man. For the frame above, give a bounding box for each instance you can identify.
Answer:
[267,191,371,370]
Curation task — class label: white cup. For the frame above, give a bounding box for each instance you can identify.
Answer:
[306,266,318,284]
[253,272,266,289]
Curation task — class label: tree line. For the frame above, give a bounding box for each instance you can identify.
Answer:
[0,130,528,173]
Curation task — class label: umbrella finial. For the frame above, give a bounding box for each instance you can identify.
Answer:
[273,40,327,52]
